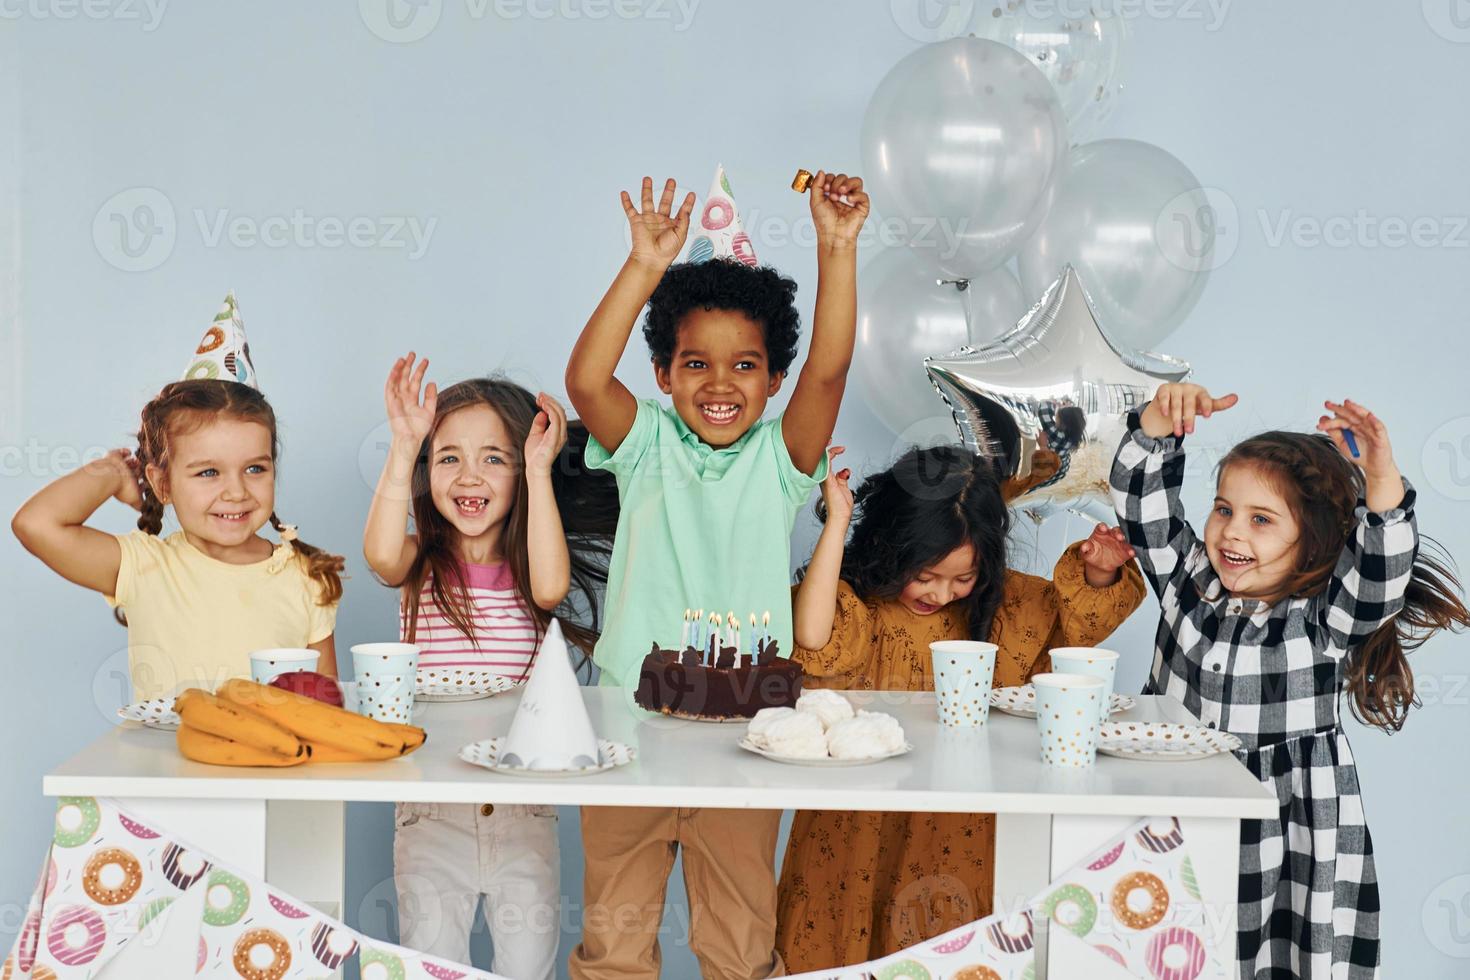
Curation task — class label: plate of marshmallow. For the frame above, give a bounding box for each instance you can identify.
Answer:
[740,690,911,766]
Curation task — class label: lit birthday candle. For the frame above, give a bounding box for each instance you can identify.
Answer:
[681,608,691,649]
[762,610,771,650]
[727,610,737,650]
[707,611,720,665]
[695,608,705,650]
[748,613,758,666]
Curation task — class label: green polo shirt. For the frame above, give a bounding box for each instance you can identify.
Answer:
[586,398,827,687]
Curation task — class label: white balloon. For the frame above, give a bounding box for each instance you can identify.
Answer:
[861,37,1069,277]
[1018,139,1214,349]
[973,5,1127,143]
[854,248,1028,436]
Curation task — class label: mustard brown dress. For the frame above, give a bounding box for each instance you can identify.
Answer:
[773,543,1145,972]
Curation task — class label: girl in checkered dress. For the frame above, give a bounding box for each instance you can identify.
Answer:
[1110,384,1467,978]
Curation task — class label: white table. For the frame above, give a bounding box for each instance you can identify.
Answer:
[45,689,1274,978]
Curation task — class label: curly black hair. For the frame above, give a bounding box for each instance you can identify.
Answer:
[642,259,802,375]
[817,445,1012,642]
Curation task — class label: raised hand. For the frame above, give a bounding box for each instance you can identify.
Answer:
[384,353,437,447]
[101,448,144,511]
[808,170,870,247]
[1318,399,1398,482]
[1144,382,1239,438]
[622,176,696,270]
[523,392,568,480]
[1078,523,1136,576]
[820,445,854,524]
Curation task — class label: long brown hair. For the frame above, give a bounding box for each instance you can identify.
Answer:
[392,378,617,676]
[118,379,345,624]
[1219,432,1468,731]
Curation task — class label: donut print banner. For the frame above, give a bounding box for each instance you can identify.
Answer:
[785,815,1223,980]
[1030,817,1225,980]
[685,165,759,267]
[2,797,504,980]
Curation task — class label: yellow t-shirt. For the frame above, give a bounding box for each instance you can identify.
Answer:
[106,531,338,698]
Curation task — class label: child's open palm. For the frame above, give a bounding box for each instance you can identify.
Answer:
[1078,523,1136,575]
[384,353,437,446]
[622,177,695,270]
[523,393,568,479]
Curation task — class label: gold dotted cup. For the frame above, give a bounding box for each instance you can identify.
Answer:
[1047,647,1120,725]
[1032,672,1104,767]
[349,643,420,723]
[929,640,998,728]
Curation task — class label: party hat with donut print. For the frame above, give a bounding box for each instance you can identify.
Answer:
[181,291,258,388]
[686,164,758,267]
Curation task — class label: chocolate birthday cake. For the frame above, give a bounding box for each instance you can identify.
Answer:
[634,637,804,721]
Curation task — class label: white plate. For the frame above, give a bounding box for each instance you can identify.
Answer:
[989,684,1136,719]
[737,736,913,767]
[117,699,180,731]
[416,669,520,702]
[458,737,635,777]
[1095,722,1242,761]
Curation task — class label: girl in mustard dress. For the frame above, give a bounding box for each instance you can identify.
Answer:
[774,445,1146,972]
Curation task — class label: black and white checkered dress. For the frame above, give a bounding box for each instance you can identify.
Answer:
[1110,414,1417,979]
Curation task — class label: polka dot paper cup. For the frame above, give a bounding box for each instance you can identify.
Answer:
[1047,647,1119,725]
[249,648,319,685]
[349,643,419,723]
[930,640,997,728]
[1032,672,1105,767]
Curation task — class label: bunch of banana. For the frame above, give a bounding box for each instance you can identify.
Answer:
[173,680,427,767]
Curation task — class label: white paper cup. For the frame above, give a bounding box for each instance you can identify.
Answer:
[350,643,419,723]
[249,648,319,685]
[930,640,998,728]
[1032,672,1105,768]
[1048,647,1119,724]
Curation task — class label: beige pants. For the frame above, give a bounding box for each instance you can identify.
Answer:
[569,807,786,980]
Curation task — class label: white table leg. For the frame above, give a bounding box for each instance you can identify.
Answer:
[265,800,346,921]
[993,813,1053,976]
[116,797,267,877]
[1047,815,1240,980]
[114,798,345,921]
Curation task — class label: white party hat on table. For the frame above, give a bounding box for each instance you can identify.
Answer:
[686,164,758,267]
[181,291,258,387]
[499,619,599,770]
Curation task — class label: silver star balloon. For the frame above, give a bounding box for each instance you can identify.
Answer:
[925,265,1191,519]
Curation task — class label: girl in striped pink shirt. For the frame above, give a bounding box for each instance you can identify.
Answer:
[363,353,614,979]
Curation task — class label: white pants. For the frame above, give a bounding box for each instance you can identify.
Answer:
[393,802,561,980]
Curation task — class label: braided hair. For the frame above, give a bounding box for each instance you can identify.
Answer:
[117,380,344,623]
[1219,432,1468,731]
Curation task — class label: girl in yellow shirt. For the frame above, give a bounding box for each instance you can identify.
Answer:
[12,379,343,698]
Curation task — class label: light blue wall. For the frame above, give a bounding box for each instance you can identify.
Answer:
[3,2,1469,975]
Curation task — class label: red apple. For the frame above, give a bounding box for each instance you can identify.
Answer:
[269,671,344,707]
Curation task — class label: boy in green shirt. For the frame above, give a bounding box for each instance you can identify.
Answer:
[565,171,868,979]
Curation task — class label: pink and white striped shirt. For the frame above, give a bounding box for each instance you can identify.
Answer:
[401,561,539,677]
